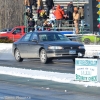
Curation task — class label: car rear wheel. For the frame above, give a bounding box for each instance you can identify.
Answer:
[14,49,23,62]
[40,49,48,64]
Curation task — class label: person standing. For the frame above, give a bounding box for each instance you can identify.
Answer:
[24,0,34,17]
[45,0,54,17]
[73,7,80,34]
[37,0,43,10]
[54,5,64,31]
[29,0,34,15]
[24,0,30,8]
[33,0,37,10]
[28,18,35,32]
[67,1,74,27]
[37,0,43,18]
[49,9,56,25]
[78,6,84,20]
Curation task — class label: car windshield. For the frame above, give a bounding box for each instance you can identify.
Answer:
[39,32,70,42]
[0,28,12,32]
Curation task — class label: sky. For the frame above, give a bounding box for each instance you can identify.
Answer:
[0,43,100,87]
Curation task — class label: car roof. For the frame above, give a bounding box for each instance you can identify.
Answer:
[30,31,60,34]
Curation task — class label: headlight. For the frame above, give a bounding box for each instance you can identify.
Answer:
[78,46,85,49]
[48,46,63,50]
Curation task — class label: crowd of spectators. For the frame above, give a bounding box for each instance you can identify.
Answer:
[24,0,84,34]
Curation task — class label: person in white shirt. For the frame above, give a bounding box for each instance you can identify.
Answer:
[49,9,55,26]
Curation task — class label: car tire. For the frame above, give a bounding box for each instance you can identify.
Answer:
[14,49,23,62]
[48,58,53,63]
[84,38,90,44]
[40,49,48,64]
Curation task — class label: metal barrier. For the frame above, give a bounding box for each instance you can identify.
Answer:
[24,17,99,45]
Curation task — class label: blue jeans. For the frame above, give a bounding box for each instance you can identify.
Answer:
[56,19,63,31]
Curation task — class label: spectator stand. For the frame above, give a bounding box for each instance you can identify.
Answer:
[23,0,90,39]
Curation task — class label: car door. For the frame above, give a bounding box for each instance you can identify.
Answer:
[26,33,40,58]
[17,33,32,58]
[12,28,23,41]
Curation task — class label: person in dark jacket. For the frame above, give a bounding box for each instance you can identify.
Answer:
[33,0,37,10]
[45,0,54,16]
[67,1,74,26]
[24,0,35,17]
[28,18,35,31]
[24,7,33,20]
[29,0,34,15]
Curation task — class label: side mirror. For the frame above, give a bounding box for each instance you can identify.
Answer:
[32,39,38,42]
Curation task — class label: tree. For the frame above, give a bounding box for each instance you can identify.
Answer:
[0,0,24,29]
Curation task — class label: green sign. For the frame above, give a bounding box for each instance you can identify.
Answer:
[97,17,100,21]
[75,59,97,66]
[76,74,97,82]
[75,59,98,82]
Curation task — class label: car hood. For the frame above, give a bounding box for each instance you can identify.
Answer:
[41,41,84,46]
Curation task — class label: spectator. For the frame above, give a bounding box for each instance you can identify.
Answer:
[78,6,84,20]
[73,7,80,34]
[54,5,64,31]
[24,0,30,8]
[35,9,47,31]
[43,20,52,31]
[37,0,43,10]
[36,18,43,27]
[39,9,47,20]
[29,0,34,14]
[49,9,56,25]
[64,6,69,20]
[28,18,35,31]
[24,0,34,16]
[67,1,74,27]
[61,6,69,27]
[33,0,37,10]
[45,0,54,17]
[37,0,43,18]
[52,6,56,13]
[24,7,33,21]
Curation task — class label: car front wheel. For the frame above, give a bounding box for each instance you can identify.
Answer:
[14,49,23,62]
[40,49,48,64]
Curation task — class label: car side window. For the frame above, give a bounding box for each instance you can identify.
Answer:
[21,33,31,42]
[57,34,70,41]
[39,34,47,41]
[30,33,38,41]
[13,28,21,34]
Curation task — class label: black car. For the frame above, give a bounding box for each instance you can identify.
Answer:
[12,31,85,64]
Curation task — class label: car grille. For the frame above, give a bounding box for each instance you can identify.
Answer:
[63,46,78,49]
